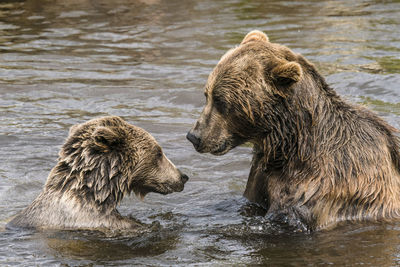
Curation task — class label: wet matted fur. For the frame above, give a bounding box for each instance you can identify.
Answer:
[187,30,400,230]
[8,116,188,231]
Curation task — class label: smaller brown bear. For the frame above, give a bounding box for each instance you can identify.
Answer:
[7,116,188,231]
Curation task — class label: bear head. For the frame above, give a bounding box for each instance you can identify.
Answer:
[187,30,306,155]
[51,116,188,206]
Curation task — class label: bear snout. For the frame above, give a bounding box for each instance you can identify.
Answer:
[186,130,201,150]
[171,172,188,193]
[180,173,189,184]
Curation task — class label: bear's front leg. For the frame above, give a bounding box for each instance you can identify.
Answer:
[243,153,270,210]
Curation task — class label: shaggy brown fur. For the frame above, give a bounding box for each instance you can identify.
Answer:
[8,116,188,231]
[187,30,400,230]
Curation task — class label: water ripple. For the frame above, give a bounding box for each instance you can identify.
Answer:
[0,0,399,266]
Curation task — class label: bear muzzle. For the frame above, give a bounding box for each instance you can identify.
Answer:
[180,172,189,184]
[186,130,201,150]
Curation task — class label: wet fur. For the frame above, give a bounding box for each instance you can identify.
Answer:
[189,31,400,230]
[8,116,187,231]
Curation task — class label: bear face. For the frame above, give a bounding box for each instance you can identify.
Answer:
[187,30,303,155]
[8,116,188,230]
[56,116,188,202]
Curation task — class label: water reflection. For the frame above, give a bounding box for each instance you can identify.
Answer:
[45,228,179,261]
[253,223,400,265]
[1,0,400,265]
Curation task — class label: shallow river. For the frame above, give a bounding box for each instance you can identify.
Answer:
[1,0,400,265]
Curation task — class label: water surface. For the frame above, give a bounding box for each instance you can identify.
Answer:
[1,0,400,265]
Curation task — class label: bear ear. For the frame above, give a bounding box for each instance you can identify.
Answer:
[271,61,302,88]
[241,30,269,45]
[92,126,122,151]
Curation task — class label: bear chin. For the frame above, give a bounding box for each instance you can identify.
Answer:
[209,144,231,156]
[208,137,244,156]
[133,183,185,200]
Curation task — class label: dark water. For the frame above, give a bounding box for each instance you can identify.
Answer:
[1,0,400,265]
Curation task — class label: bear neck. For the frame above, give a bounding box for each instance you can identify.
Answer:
[260,68,400,182]
[43,159,128,213]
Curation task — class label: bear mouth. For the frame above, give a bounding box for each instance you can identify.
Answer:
[156,182,185,194]
[134,182,185,199]
[210,142,230,155]
[209,138,242,156]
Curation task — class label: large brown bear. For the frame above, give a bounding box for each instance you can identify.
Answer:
[187,30,400,230]
[8,116,188,231]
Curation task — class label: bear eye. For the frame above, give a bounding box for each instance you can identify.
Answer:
[213,95,228,115]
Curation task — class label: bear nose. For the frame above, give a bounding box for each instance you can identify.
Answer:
[180,173,189,184]
[186,131,201,149]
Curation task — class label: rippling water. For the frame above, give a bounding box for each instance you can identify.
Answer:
[1,0,400,265]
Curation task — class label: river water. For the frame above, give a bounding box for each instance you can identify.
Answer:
[0,0,400,266]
